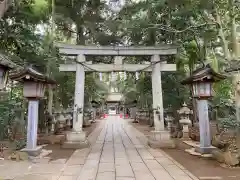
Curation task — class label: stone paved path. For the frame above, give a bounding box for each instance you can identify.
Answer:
[0,116,199,180]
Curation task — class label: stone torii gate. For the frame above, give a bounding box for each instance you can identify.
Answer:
[57,44,177,148]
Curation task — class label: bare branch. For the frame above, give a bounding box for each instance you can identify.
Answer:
[146,23,217,33]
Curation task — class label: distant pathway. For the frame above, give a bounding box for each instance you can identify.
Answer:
[0,116,199,180]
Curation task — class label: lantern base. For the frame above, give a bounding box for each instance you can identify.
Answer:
[61,131,90,149]
[195,146,216,154]
[148,130,176,149]
[20,146,42,157]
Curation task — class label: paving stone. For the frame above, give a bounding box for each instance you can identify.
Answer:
[156,157,175,165]
[116,178,136,180]
[28,164,64,174]
[98,163,115,172]
[63,165,82,176]
[134,172,155,180]
[116,164,134,177]
[130,162,150,173]
[13,174,49,180]
[78,168,97,179]
[138,149,154,160]
[67,158,85,165]
[148,149,165,158]
[151,169,174,180]
[144,159,164,170]
[171,175,193,180]
[115,158,129,165]
[96,172,115,180]
[59,175,78,180]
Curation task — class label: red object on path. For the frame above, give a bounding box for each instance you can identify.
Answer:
[125,114,129,118]
[104,114,107,118]
[120,114,122,118]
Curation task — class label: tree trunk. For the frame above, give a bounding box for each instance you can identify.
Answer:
[214,9,231,61]
[0,0,11,18]
[231,16,239,59]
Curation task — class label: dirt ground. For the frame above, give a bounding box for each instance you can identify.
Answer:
[41,120,100,161]
[131,120,240,180]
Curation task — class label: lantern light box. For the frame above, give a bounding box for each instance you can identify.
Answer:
[182,64,227,99]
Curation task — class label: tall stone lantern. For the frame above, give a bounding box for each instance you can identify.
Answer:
[165,105,174,130]
[177,103,193,139]
[10,66,56,156]
[181,64,226,153]
[91,100,99,123]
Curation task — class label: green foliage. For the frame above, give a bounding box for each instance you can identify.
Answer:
[31,0,49,17]
[218,116,239,130]
[0,85,25,141]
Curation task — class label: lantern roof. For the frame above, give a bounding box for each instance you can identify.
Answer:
[9,66,56,84]
[91,100,101,107]
[177,102,193,115]
[225,59,240,73]
[181,64,227,85]
[0,52,18,69]
[121,99,137,107]
[91,100,100,104]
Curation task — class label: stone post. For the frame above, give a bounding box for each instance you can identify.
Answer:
[62,54,89,149]
[22,99,42,156]
[151,55,164,131]
[196,99,213,153]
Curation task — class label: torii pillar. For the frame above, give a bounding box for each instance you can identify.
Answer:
[148,55,175,149]
[62,54,89,149]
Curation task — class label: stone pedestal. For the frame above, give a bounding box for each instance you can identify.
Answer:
[83,116,91,127]
[148,130,175,149]
[195,146,216,154]
[61,131,89,149]
[197,100,212,154]
[21,146,42,157]
[182,124,190,139]
[22,100,42,156]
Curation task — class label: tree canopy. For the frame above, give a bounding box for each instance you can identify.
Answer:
[0,0,239,132]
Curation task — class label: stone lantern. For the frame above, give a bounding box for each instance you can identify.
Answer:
[91,100,99,123]
[165,105,174,130]
[56,114,66,134]
[177,103,193,139]
[182,64,226,153]
[130,100,138,121]
[65,107,73,130]
[10,66,56,156]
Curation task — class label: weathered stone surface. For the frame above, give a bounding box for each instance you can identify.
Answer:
[223,151,239,166]
[211,149,225,163]
[148,131,176,149]
[61,140,89,149]
[148,139,176,149]
[38,134,65,145]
